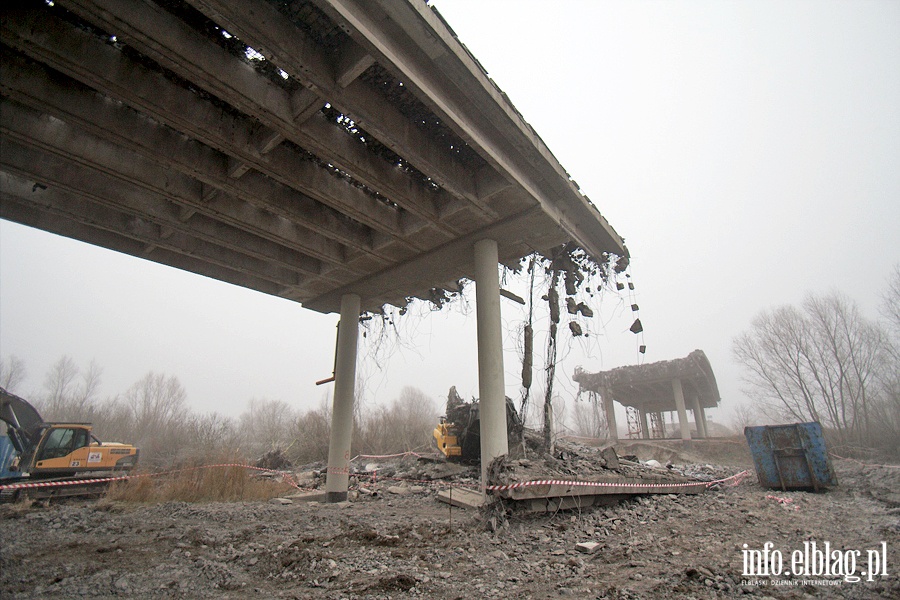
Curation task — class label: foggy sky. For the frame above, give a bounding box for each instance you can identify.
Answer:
[1,0,898,428]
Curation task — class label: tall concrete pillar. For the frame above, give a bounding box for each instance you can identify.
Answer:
[698,405,709,438]
[690,396,706,439]
[473,239,508,490]
[639,409,650,440]
[672,378,692,443]
[602,388,618,442]
[325,293,360,503]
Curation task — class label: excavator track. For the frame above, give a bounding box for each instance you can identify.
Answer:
[0,476,118,503]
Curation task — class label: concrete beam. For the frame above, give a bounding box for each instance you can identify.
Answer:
[0,196,287,297]
[333,38,376,88]
[0,187,304,288]
[186,0,499,220]
[0,7,419,243]
[0,143,326,282]
[303,205,566,313]
[52,0,474,232]
[316,0,627,262]
[0,51,386,264]
[0,100,361,277]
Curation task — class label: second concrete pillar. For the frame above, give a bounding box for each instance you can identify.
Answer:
[473,239,508,491]
[672,378,692,443]
[325,293,360,502]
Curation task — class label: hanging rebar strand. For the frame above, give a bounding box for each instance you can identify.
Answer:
[543,268,561,449]
[520,256,537,419]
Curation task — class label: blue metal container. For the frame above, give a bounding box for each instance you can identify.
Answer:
[744,422,837,491]
[0,435,17,480]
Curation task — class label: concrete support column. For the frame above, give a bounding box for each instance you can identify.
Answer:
[698,405,709,438]
[672,378,692,443]
[602,388,618,442]
[325,293,360,502]
[639,409,650,440]
[690,396,706,439]
[473,239,508,490]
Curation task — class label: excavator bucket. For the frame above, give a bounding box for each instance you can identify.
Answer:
[1,387,44,453]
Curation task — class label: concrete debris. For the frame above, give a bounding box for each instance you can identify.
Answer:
[3,453,895,599]
[575,541,601,554]
[436,487,484,509]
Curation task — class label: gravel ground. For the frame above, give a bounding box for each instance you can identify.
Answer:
[1,440,898,599]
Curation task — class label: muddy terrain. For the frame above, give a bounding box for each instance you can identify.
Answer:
[1,440,898,599]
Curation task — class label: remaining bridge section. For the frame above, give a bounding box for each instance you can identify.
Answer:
[0,0,626,314]
[1,0,628,500]
[574,350,721,443]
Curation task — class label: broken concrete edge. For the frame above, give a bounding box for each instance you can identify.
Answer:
[436,487,486,509]
[285,490,328,503]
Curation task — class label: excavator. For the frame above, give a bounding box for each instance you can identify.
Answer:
[0,386,139,498]
[433,386,523,464]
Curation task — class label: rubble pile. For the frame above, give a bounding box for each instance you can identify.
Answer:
[489,435,702,489]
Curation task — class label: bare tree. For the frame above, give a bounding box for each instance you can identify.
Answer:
[730,402,758,433]
[357,387,438,455]
[39,356,102,422]
[186,412,242,459]
[571,394,608,439]
[238,398,298,456]
[291,393,331,465]
[873,266,900,452]
[124,372,190,467]
[733,291,894,448]
[0,355,27,392]
[880,264,900,335]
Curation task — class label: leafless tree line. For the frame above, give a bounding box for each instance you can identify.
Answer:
[732,266,900,453]
[0,356,439,469]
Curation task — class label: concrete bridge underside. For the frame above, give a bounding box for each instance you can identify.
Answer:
[0,0,627,499]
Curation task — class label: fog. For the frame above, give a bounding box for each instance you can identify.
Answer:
[1,0,898,431]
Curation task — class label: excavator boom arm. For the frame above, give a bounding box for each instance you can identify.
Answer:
[1,386,45,454]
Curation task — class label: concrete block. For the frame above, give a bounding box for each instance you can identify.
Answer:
[436,487,484,509]
[575,541,601,554]
[285,490,327,503]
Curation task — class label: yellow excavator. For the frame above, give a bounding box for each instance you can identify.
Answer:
[0,387,139,488]
[433,386,523,464]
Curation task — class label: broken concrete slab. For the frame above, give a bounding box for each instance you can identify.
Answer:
[436,487,484,509]
[576,541,601,554]
[269,497,293,505]
[601,446,620,469]
[285,490,327,503]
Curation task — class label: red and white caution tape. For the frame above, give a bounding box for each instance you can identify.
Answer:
[485,469,753,493]
[350,451,440,461]
[0,463,307,492]
[0,476,128,491]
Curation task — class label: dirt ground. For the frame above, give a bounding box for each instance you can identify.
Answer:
[1,439,898,599]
